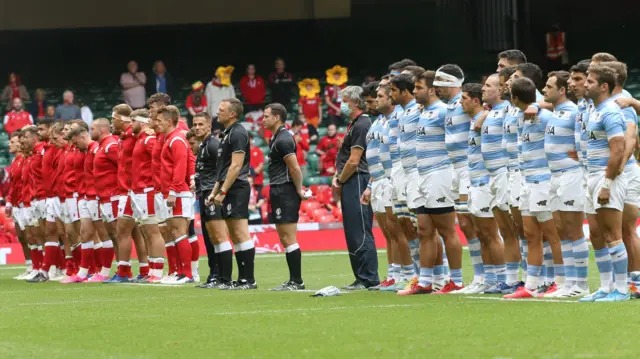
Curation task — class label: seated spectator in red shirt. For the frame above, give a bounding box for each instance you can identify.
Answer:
[3,98,33,135]
[248,172,265,225]
[240,64,266,114]
[29,89,48,122]
[298,113,319,143]
[297,78,322,129]
[186,81,208,117]
[315,123,342,176]
[290,118,310,176]
[249,133,265,194]
[324,65,348,126]
[1,73,29,111]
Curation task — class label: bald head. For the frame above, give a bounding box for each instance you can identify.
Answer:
[92,118,112,141]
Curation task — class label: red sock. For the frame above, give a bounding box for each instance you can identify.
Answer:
[189,238,200,262]
[65,257,75,276]
[101,246,114,270]
[166,245,178,274]
[116,263,131,277]
[72,245,81,266]
[175,238,193,278]
[42,244,58,272]
[93,247,102,269]
[80,246,94,273]
[57,247,65,268]
[139,263,149,276]
[30,248,41,271]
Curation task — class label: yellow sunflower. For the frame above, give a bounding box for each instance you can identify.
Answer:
[215,66,234,86]
[326,65,348,86]
[298,78,320,99]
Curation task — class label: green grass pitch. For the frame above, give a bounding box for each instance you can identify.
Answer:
[0,250,638,359]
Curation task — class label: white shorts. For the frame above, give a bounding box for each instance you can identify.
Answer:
[585,172,627,214]
[154,192,168,222]
[21,206,39,227]
[130,190,158,225]
[64,197,80,223]
[489,171,510,212]
[404,170,421,210]
[166,194,195,219]
[550,169,586,212]
[624,164,640,207]
[390,164,406,202]
[371,178,392,214]
[100,198,120,223]
[416,166,455,209]
[30,199,46,222]
[508,170,523,208]
[45,197,63,223]
[451,165,470,199]
[117,195,132,219]
[79,199,100,221]
[12,207,27,231]
[520,182,553,222]
[468,184,494,218]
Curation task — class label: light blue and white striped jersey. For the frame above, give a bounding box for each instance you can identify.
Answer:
[503,105,520,171]
[444,92,470,169]
[586,98,626,174]
[380,117,392,178]
[544,100,580,173]
[522,109,552,183]
[481,101,509,175]
[366,116,386,181]
[417,100,450,175]
[387,105,403,166]
[536,89,544,102]
[398,99,420,174]
[611,93,638,169]
[468,111,491,187]
[575,98,590,166]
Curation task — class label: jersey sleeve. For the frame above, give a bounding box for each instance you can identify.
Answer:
[104,142,119,164]
[603,112,626,140]
[231,129,249,154]
[144,136,157,154]
[276,135,297,158]
[169,137,188,195]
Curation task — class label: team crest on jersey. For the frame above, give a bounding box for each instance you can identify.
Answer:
[417,127,427,136]
[522,133,530,142]
[546,126,555,135]
[482,126,488,134]
[588,131,597,140]
[468,137,477,146]
[226,203,232,213]
[445,117,453,126]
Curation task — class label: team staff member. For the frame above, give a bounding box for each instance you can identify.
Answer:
[192,112,231,289]
[263,103,306,291]
[332,86,380,290]
[206,98,257,290]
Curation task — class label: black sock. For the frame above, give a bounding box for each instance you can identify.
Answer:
[286,249,303,284]
[242,248,256,283]
[218,250,233,283]
[234,250,246,282]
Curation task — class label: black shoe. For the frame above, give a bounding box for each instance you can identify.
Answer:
[217,281,236,290]
[195,280,219,289]
[342,281,366,290]
[27,272,48,283]
[228,280,258,290]
[130,275,150,283]
[536,283,552,294]
[271,280,306,291]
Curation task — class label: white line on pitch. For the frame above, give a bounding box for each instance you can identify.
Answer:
[465,296,578,303]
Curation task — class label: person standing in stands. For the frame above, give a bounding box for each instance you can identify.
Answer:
[29,89,48,122]
[240,64,266,114]
[1,72,29,111]
[316,123,341,176]
[206,66,236,121]
[54,90,81,121]
[269,58,294,111]
[120,60,147,110]
[249,133,265,195]
[146,60,174,100]
[325,65,349,126]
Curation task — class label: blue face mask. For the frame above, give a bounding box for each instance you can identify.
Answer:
[340,102,352,117]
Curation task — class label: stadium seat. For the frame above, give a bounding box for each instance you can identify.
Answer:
[303,176,322,186]
[315,186,333,205]
[332,207,343,221]
[300,200,322,214]
[298,215,311,223]
[309,184,330,196]
[309,207,329,220]
[317,127,328,137]
[317,214,335,223]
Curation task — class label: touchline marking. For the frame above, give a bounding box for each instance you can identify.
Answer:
[210,304,420,316]
[465,296,578,303]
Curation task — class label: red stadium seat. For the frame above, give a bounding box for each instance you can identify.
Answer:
[309,208,329,220]
[332,207,343,221]
[301,200,322,214]
[298,215,310,223]
[315,187,333,205]
[317,215,336,223]
[261,185,270,200]
[309,184,329,196]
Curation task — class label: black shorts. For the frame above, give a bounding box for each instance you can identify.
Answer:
[199,190,222,221]
[269,183,301,224]
[220,181,250,220]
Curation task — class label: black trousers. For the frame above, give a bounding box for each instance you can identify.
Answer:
[340,172,379,286]
[198,198,218,280]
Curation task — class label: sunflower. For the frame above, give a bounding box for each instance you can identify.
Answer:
[298,78,321,99]
[215,66,235,86]
[326,65,348,86]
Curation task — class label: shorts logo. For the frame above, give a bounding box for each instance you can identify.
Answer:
[515,196,520,202]
[226,203,232,213]
[436,197,446,203]
[276,208,282,219]
[209,205,216,214]
[480,207,490,213]
[564,200,574,206]
[537,200,547,206]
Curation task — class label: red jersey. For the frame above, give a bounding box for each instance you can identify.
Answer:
[84,141,99,199]
[298,95,321,121]
[161,128,190,196]
[317,134,343,176]
[324,84,346,116]
[61,144,78,197]
[152,133,165,191]
[53,144,70,198]
[249,145,265,186]
[185,93,207,114]
[6,155,24,207]
[131,133,156,192]
[3,110,33,135]
[42,143,59,198]
[290,129,310,166]
[74,148,86,197]
[117,126,136,193]
[30,142,45,200]
[93,136,120,202]
[20,155,33,205]
[178,120,189,132]
[239,75,266,105]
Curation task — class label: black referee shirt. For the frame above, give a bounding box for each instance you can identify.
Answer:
[336,113,371,175]
[195,134,220,194]
[216,121,250,184]
[268,126,297,185]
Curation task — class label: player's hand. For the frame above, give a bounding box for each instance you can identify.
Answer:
[298,189,309,200]
[597,188,611,205]
[144,127,155,136]
[214,192,226,206]
[567,149,579,161]
[360,187,371,205]
[190,178,196,192]
[615,97,634,109]
[167,195,176,208]
[205,193,215,207]
[524,105,538,119]
[5,205,11,217]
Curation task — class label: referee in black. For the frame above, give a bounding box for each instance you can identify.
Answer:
[263,103,306,291]
[332,86,380,290]
[206,98,257,290]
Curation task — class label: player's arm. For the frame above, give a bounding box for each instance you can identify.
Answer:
[317,101,323,125]
[615,96,640,113]
[220,153,244,192]
[622,113,637,163]
[105,142,119,165]
[169,140,188,196]
[279,136,304,198]
[473,111,488,131]
[337,122,366,184]
[605,114,626,180]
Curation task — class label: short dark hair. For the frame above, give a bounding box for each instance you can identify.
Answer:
[402,65,426,78]
[381,74,390,81]
[362,82,380,98]
[516,62,543,89]
[462,83,483,102]
[438,64,464,80]
[498,49,527,64]
[592,52,617,63]
[548,71,571,92]
[600,61,627,87]
[416,70,436,88]
[390,74,415,93]
[10,129,23,138]
[222,98,244,119]
[510,78,537,104]
[499,66,516,81]
[589,64,617,94]
[68,126,88,138]
[37,119,54,128]
[185,129,196,140]
[193,112,212,123]
[291,118,303,128]
[147,93,171,106]
[157,105,180,125]
[265,102,288,122]
[388,59,416,72]
[570,60,591,74]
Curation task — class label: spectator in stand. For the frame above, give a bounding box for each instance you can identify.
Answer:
[249,133,265,195]
[44,105,56,121]
[120,60,147,109]
[299,113,318,143]
[3,98,33,135]
[186,81,208,118]
[78,99,93,130]
[362,74,376,86]
[297,78,322,128]
[1,73,29,111]
[248,172,265,225]
[316,123,341,176]
[205,66,236,118]
[240,64,266,113]
[269,58,294,111]
[146,60,174,100]
[324,65,349,126]
[290,118,310,177]
[29,89,48,122]
[54,90,81,121]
